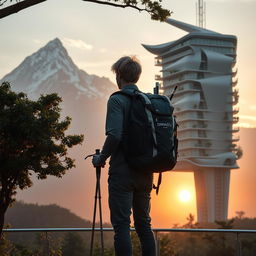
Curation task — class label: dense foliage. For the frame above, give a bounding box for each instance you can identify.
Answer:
[0,82,84,237]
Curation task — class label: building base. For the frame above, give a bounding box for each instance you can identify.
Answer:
[194,168,230,223]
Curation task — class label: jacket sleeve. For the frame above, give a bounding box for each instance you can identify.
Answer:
[101,95,124,159]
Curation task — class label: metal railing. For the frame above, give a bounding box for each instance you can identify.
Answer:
[3,227,256,256]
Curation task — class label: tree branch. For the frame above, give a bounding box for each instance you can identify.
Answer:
[0,0,47,19]
[0,0,170,21]
[0,0,8,7]
[82,0,149,13]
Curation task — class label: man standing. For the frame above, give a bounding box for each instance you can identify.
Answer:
[92,56,156,256]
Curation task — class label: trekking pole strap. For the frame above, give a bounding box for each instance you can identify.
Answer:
[153,172,162,195]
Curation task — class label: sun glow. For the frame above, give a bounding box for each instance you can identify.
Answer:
[178,190,191,203]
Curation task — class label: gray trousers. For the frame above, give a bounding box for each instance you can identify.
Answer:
[108,170,156,256]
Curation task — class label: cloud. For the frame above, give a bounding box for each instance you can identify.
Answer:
[239,115,256,121]
[33,39,43,44]
[99,48,107,53]
[238,115,256,128]
[239,123,256,128]
[62,38,93,50]
[239,99,247,104]
[77,60,113,68]
[249,105,256,111]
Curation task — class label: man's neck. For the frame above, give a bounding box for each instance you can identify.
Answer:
[120,83,135,89]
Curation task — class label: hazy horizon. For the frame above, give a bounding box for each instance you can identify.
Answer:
[1,0,256,227]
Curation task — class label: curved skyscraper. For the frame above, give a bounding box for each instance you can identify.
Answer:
[143,18,239,223]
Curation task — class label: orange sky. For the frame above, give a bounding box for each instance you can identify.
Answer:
[16,126,255,228]
[2,0,256,227]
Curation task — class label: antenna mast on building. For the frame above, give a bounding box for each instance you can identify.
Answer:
[196,0,206,28]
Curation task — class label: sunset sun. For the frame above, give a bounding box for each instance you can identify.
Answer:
[178,190,191,203]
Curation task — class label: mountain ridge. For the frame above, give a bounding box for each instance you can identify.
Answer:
[0,38,116,99]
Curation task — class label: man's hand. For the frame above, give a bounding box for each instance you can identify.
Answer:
[92,154,106,168]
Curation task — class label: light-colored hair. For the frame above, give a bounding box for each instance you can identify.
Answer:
[111,56,142,83]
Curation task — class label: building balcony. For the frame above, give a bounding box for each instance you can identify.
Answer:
[179,136,240,142]
[232,68,238,77]
[194,142,212,148]
[228,98,239,105]
[232,108,239,115]
[177,117,235,124]
[232,78,238,87]
[161,69,211,81]
[173,88,201,96]
[178,127,209,132]
[155,74,163,81]
[178,144,226,151]
[233,116,239,123]
[155,58,162,66]
[174,108,207,115]
[177,118,207,124]
[232,127,240,133]
[232,58,237,67]
[162,79,202,90]
[178,145,210,151]
[225,116,239,123]
[229,143,239,150]
[177,126,239,133]
[230,89,239,96]
[231,136,240,142]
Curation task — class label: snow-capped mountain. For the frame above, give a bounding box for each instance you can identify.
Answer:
[0,38,117,218]
[1,38,116,99]
[0,37,117,159]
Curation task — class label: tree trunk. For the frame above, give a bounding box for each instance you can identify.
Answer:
[0,179,14,239]
[0,208,6,239]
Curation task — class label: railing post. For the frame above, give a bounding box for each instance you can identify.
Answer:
[154,230,160,256]
[45,231,50,256]
[236,232,242,256]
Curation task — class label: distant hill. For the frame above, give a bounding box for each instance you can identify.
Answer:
[4,201,112,247]
[5,201,92,228]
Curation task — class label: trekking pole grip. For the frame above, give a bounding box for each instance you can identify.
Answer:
[95,149,101,179]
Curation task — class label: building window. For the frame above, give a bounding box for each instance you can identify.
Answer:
[199,50,208,70]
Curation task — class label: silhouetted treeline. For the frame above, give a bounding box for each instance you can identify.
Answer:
[3,201,113,254]
[2,201,256,255]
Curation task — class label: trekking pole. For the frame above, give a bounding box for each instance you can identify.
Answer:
[97,157,104,255]
[85,149,104,256]
[170,85,178,101]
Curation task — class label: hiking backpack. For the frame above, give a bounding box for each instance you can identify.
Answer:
[112,89,178,194]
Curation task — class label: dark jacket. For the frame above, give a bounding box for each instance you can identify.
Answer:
[101,84,139,174]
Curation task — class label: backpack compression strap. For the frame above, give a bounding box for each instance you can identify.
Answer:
[136,92,158,157]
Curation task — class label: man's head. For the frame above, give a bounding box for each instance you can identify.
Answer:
[111,56,142,89]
